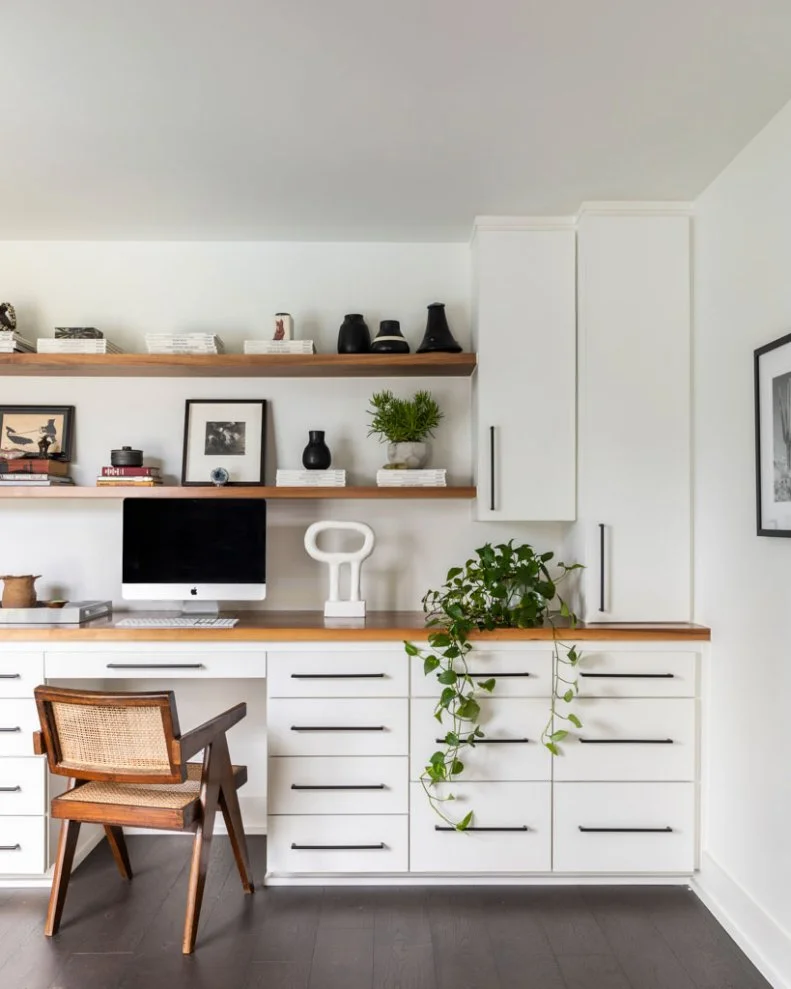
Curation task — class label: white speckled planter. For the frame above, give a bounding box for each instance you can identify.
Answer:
[387,442,428,468]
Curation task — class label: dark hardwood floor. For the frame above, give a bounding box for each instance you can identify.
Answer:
[0,837,772,989]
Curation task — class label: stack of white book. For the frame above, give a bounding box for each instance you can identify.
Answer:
[146,333,225,354]
[37,338,122,354]
[377,469,447,487]
[276,469,346,487]
[0,331,35,353]
[244,340,315,355]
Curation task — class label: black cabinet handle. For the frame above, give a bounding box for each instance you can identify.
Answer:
[435,737,529,744]
[290,726,385,732]
[0,674,21,680]
[435,826,529,832]
[489,426,496,511]
[467,672,532,678]
[580,673,675,679]
[0,727,21,733]
[291,784,385,791]
[599,522,606,612]
[578,738,673,744]
[106,663,205,670]
[290,673,385,679]
[579,826,673,833]
[0,786,21,792]
[291,843,385,850]
[0,844,21,851]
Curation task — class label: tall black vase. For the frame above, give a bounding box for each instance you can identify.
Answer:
[417,302,462,354]
[302,430,332,469]
[337,314,371,354]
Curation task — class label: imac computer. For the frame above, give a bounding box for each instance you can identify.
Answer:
[122,498,267,614]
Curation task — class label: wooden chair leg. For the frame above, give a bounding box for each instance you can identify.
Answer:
[216,735,254,894]
[45,818,81,937]
[104,825,133,880]
[182,743,221,954]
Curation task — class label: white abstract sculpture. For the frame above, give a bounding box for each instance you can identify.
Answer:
[304,520,375,619]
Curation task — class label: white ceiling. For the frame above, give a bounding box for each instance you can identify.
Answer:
[3,0,791,241]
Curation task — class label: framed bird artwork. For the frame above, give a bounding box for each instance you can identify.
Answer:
[0,405,75,461]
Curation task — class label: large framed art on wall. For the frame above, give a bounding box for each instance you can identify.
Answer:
[755,331,791,535]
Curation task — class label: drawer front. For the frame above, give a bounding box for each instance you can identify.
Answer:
[553,698,696,782]
[0,653,44,698]
[269,756,408,815]
[410,697,551,782]
[45,650,266,680]
[267,814,408,874]
[268,698,408,756]
[0,758,46,815]
[0,816,46,875]
[411,650,552,698]
[577,651,697,698]
[0,700,39,757]
[410,782,551,873]
[553,782,696,873]
[268,651,407,698]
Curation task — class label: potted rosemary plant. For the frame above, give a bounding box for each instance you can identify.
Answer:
[367,389,443,468]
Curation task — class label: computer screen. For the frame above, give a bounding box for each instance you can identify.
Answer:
[122,498,266,600]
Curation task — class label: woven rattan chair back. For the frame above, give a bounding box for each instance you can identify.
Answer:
[34,685,184,784]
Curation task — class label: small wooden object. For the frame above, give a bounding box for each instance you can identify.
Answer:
[0,574,41,608]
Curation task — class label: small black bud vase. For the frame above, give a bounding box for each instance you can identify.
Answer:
[302,430,332,469]
[337,314,371,354]
[417,302,462,353]
[371,320,410,354]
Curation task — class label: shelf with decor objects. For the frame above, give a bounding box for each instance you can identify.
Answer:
[0,484,477,500]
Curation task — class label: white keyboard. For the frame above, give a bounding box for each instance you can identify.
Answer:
[116,617,239,628]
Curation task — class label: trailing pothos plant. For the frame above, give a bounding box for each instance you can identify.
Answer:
[404,541,583,830]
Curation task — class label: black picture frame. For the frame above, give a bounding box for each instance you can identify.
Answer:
[181,399,267,486]
[755,331,791,535]
[0,404,75,461]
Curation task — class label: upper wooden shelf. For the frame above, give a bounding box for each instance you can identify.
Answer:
[0,352,477,378]
[0,485,476,500]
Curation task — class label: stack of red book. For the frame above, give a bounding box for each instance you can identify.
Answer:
[0,458,74,486]
[96,466,162,487]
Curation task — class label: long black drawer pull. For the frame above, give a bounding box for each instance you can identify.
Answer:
[291,784,386,791]
[291,842,386,850]
[599,522,606,612]
[290,673,385,679]
[0,727,21,733]
[580,673,675,679]
[435,826,529,832]
[106,663,205,670]
[579,826,673,833]
[0,674,21,680]
[467,672,532,678]
[435,737,529,744]
[489,425,496,511]
[578,738,673,745]
[0,844,21,851]
[290,726,385,732]
[0,786,21,792]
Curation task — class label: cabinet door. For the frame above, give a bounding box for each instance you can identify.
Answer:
[577,213,691,621]
[473,227,576,521]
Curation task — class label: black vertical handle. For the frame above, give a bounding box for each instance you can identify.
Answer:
[490,426,496,511]
[598,522,606,613]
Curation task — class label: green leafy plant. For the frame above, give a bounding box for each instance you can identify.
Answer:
[367,389,443,444]
[404,541,583,830]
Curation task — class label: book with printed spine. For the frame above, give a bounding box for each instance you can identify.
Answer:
[376,469,447,487]
[37,339,122,354]
[100,466,161,477]
[0,458,70,475]
[95,479,162,487]
[276,469,346,487]
[244,340,316,355]
[0,331,35,353]
[0,476,74,486]
[54,327,103,338]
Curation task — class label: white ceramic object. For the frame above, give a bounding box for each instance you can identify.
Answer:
[387,441,428,468]
[303,520,375,619]
[274,313,293,340]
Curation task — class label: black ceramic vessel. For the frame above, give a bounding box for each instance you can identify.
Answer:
[371,320,410,354]
[111,446,144,467]
[302,430,332,469]
[337,314,371,354]
[417,302,462,354]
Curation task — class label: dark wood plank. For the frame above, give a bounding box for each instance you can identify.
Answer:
[374,941,437,989]
[251,888,323,963]
[246,960,312,989]
[427,889,501,989]
[534,888,611,955]
[309,927,374,989]
[557,954,633,989]
[55,952,134,989]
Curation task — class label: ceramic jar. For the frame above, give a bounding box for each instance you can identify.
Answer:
[302,431,332,469]
[0,574,41,608]
[337,314,371,354]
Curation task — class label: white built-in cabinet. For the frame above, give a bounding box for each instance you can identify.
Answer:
[472,221,577,521]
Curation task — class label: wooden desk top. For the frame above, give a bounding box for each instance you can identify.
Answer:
[0,611,711,642]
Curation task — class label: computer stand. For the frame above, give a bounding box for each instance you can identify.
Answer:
[180,600,220,616]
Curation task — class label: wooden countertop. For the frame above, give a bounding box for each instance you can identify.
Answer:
[0,611,711,642]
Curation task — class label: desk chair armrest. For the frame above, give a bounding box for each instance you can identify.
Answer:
[172,703,246,764]
[33,730,46,755]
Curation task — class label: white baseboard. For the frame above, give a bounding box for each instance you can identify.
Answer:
[692,852,791,989]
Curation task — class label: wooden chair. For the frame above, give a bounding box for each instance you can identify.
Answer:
[32,685,254,954]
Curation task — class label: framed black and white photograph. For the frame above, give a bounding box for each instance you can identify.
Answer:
[0,405,75,460]
[182,399,267,485]
[755,332,791,535]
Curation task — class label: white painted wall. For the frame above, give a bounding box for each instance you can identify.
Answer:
[0,241,566,611]
[695,102,791,986]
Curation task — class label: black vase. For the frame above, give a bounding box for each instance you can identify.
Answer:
[302,430,331,469]
[337,314,371,354]
[371,320,410,354]
[417,302,462,354]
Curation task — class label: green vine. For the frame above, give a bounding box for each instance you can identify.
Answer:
[404,541,583,830]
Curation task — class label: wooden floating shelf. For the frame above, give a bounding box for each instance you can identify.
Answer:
[0,485,476,500]
[0,353,477,378]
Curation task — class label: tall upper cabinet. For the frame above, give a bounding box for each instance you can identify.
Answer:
[472,220,577,521]
[575,205,692,622]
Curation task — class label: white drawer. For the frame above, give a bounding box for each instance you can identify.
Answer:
[553,782,696,873]
[410,781,551,873]
[0,652,44,697]
[576,651,697,697]
[553,698,696,782]
[410,697,551,781]
[269,756,408,815]
[267,814,408,874]
[268,651,407,698]
[44,650,266,680]
[0,815,46,875]
[0,700,39,757]
[267,698,408,756]
[0,758,46,815]
[411,650,552,698]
